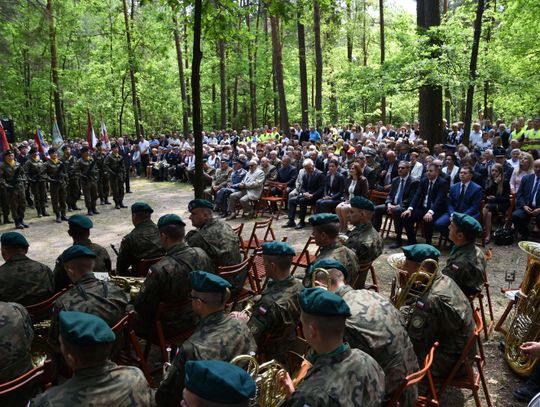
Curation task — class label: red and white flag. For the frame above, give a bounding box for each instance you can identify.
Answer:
[100,120,111,150]
[87,111,98,149]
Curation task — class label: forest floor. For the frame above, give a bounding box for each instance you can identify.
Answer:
[1,177,530,407]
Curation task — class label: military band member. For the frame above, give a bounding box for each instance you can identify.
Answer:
[45,147,68,223]
[134,214,214,337]
[24,148,49,218]
[93,141,111,206]
[282,288,385,406]
[75,146,99,216]
[116,202,165,276]
[155,271,257,407]
[0,232,54,306]
[29,311,155,407]
[443,212,486,296]
[312,258,418,406]
[0,149,28,229]
[53,215,112,293]
[104,143,127,209]
[61,145,81,211]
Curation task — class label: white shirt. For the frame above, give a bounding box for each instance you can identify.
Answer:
[410,162,424,179]
[470,130,483,146]
[138,139,150,156]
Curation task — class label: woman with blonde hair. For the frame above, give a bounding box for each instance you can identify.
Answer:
[483,163,511,244]
[510,152,533,193]
[335,162,369,233]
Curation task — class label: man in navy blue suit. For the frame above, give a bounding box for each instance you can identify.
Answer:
[315,159,345,213]
[401,163,449,245]
[512,159,540,238]
[434,166,483,236]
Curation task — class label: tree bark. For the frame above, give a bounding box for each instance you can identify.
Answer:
[313,0,323,127]
[362,0,368,66]
[297,2,309,129]
[270,15,289,132]
[192,0,203,199]
[219,40,226,129]
[462,0,485,146]
[379,0,386,123]
[47,0,64,136]
[346,0,353,62]
[122,0,141,138]
[246,10,258,128]
[172,8,190,137]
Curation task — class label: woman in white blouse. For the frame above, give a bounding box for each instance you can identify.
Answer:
[409,152,424,179]
[510,152,533,194]
[442,154,460,186]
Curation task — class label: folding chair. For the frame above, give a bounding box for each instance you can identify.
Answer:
[291,235,320,276]
[380,213,395,239]
[355,262,378,291]
[111,311,154,386]
[469,248,495,341]
[217,256,257,309]
[26,287,69,322]
[0,359,53,397]
[240,217,276,256]
[369,190,389,205]
[249,249,266,294]
[434,309,492,407]
[257,181,289,219]
[136,256,163,277]
[232,223,245,253]
[386,342,439,407]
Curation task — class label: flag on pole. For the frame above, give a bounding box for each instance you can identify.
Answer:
[87,111,98,149]
[0,121,10,154]
[52,119,64,150]
[100,120,110,150]
[34,128,49,156]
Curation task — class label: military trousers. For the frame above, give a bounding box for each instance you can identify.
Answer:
[0,186,10,219]
[7,185,26,220]
[97,173,110,201]
[50,182,67,213]
[110,176,125,204]
[67,177,80,208]
[30,181,47,210]
[81,181,98,210]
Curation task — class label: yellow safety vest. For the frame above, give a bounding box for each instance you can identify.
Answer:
[523,129,540,151]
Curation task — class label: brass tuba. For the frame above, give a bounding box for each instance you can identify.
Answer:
[109,275,145,301]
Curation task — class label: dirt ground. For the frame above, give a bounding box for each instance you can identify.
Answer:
[3,178,532,406]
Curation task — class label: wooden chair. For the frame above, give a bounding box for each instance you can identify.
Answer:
[240,217,276,256]
[217,256,257,309]
[136,256,163,277]
[369,189,389,205]
[0,359,53,397]
[257,181,289,219]
[380,213,395,239]
[434,309,492,407]
[354,262,378,291]
[469,248,495,340]
[291,235,320,276]
[386,342,439,407]
[111,311,154,386]
[26,288,69,322]
[249,249,267,294]
[231,223,245,251]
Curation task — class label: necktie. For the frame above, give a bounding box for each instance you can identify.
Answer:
[458,184,466,211]
[426,181,433,209]
[396,178,405,205]
[532,178,540,207]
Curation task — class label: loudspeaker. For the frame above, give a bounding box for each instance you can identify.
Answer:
[1,119,14,142]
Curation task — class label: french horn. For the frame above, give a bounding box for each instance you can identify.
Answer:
[109,275,145,301]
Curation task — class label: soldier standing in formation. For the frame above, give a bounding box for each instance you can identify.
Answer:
[45,147,68,223]
[61,145,82,211]
[104,143,127,209]
[0,149,28,228]
[24,148,49,218]
[93,141,111,206]
[75,146,99,216]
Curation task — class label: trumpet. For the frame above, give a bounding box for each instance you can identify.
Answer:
[310,268,332,290]
[32,319,53,368]
[109,275,145,301]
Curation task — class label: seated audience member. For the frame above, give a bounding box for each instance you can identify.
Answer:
[512,159,540,239]
[315,159,345,213]
[442,154,460,187]
[227,159,265,219]
[510,152,533,194]
[215,158,247,218]
[482,163,511,244]
[335,162,369,233]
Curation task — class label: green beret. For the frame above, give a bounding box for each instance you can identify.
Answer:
[188,199,214,212]
[131,202,154,214]
[0,232,29,248]
[300,288,351,317]
[157,214,186,228]
[68,214,93,230]
[62,244,97,262]
[59,311,116,345]
[191,270,231,292]
[309,213,339,226]
[310,258,348,280]
[350,196,375,211]
[184,360,256,404]
[402,244,440,262]
[451,212,483,234]
[261,241,295,256]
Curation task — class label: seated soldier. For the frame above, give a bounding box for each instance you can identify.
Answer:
[388,244,475,377]
[231,241,302,362]
[312,259,418,406]
[344,197,383,288]
[443,213,486,296]
[281,288,385,406]
[29,311,154,406]
[309,213,359,286]
[116,202,165,276]
[49,246,128,350]
[155,271,257,407]
[181,360,256,407]
[0,232,54,306]
[134,214,214,337]
[53,215,112,293]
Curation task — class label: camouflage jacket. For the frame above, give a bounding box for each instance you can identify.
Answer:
[44,159,67,185]
[0,160,26,189]
[49,273,128,349]
[116,220,165,276]
[23,158,47,183]
[337,285,418,404]
[247,275,302,361]
[155,311,257,407]
[74,157,98,183]
[104,153,126,180]
[29,361,155,407]
[0,254,54,306]
[211,167,233,189]
[442,243,486,297]
[61,155,77,178]
[134,243,214,337]
[286,344,385,407]
[92,151,108,176]
[404,273,475,377]
[345,222,383,288]
[53,239,112,293]
[316,242,360,287]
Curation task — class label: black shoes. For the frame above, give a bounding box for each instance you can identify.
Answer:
[119,202,128,208]
[513,386,540,403]
[282,222,296,228]
[294,223,306,230]
[388,241,402,249]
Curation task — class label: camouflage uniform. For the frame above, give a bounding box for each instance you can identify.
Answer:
[155,311,257,406]
[62,154,80,210]
[134,243,214,337]
[93,150,109,204]
[0,254,54,306]
[75,156,99,212]
[202,166,232,202]
[0,185,10,223]
[404,273,475,377]
[28,361,155,407]
[24,157,47,214]
[44,159,67,216]
[286,344,385,407]
[104,152,126,206]
[116,219,165,276]
[337,285,418,406]
[0,160,26,223]
[442,243,486,297]
[345,222,383,288]
[0,301,35,407]
[52,239,112,293]
[316,242,360,286]
[247,275,302,362]
[48,273,128,349]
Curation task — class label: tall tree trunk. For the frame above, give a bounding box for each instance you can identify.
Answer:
[192,0,203,198]
[362,0,368,66]
[442,0,451,127]
[47,0,64,136]
[483,0,494,121]
[270,15,289,132]
[172,9,190,136]
[462,0,485,146]
[297,2,309,129]
[246,10,258,128]
[417,0,443,149]
[346,0,353,62]
[122,0,141,137]
[379,0,386,123]
[184,21,191,118]
[219,40,226,129]
[313,0,323,127]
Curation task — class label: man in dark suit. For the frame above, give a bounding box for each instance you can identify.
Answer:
[434,166,483,236]
[372,161,420,248]
[512,159,540,238]
[283,159,325,229]
[117,137,132,193]
[401,163,449,245]
[380,150,399,190]
[315,159,345,213]
[357,154,377,190]
[275,155,297,192]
